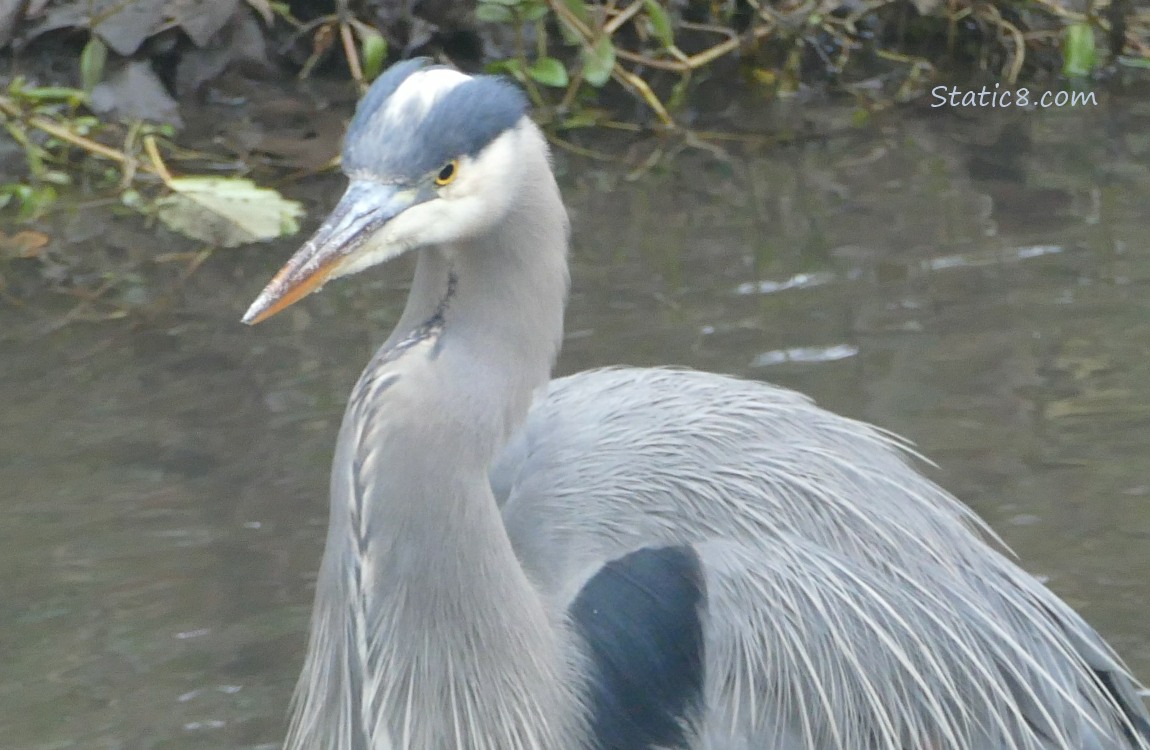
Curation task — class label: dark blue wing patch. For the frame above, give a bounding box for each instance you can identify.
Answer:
[1093,669,1150,744]
[569,545,707,750]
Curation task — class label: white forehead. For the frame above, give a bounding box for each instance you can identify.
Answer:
[381,68,471,128]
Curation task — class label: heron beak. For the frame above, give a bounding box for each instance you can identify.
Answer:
[242,181,420,325]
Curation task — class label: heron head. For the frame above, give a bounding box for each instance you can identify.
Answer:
[243,59,532,324]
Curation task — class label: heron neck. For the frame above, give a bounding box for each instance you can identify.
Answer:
[289,161,577,750]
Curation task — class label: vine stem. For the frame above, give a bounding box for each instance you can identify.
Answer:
[0,95,153,173]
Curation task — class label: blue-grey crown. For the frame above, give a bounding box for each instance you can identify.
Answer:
[342,59,529,181]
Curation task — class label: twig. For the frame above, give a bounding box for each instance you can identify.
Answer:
[611,67,673,125]
[546,134,616,160]
[340,21,366,90]
[973,4,1026,81]
[599,120,645,132]
[614,24,776,72]
[143,134,174,184]
[547,0,595,41]
[604,0,645,35]
[0,96,151,174]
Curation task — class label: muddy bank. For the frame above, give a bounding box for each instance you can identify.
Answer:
[3,0,1148,130]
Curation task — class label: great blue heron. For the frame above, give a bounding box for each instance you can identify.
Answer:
[243,59,1150,750]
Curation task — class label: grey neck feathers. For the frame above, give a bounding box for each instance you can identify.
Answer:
[285,142,580,750]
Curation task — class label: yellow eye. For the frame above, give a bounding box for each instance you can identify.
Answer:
[435,159,459,186]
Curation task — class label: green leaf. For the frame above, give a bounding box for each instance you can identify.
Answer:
[356,27,388,82]
[667,76,690,110]
[1,183,58,221]
[17,86,87,104]
[476,2,514,23]
[154,177,304,248]
[559,109,603,128]
[557,21,582,45]
[643,0,674,47]
[581,36,616,87]
[120,189,143,209]
[555,0,590,45]
[80,36,108,92]
[1117,55,1150,69]
[521,1,549,21]
[23,185,58,220]
[486,58,527,81]
[486,58,519,73]
[560,0,591,24]
[269,2,294,20]
[483,0,524,5]
[528,57,569,87]
[40,170,72,186]
[1062,23,1097,78]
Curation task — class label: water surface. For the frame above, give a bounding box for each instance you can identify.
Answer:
[2,93,1149,748]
